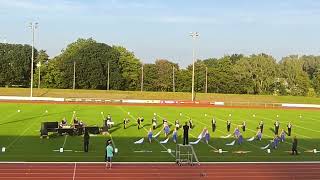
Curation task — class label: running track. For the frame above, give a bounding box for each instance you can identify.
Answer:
[0,163,319,180]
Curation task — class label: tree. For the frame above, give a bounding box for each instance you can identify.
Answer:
[233,54,278,94]
[56,38,122,89]
[0,43,37,87]
[113,46,141,90]
[143,63,157,91]
[154,59,178,91]
[176,69,192,92]
[279,56,311,96]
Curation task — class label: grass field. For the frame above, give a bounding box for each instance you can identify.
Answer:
[0,102,319,162]
[2,87,320,104]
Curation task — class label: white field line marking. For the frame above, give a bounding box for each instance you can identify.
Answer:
[62,136,68,148]
[0,111,18,124]
[246,114,314,139]
[194,111,295,150]
[118,106,175,158]
[182,113,260,150]
[213,110,309,150]
[255,114,320,135]
[72,162,76,180]
[157,113,218,151]
[7,112,47,149]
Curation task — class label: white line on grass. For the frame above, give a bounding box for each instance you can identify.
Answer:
[182,113,262,150]
[62,136,68,148]
[234,111,314,144]
[255,114,320,135]
[7,111,47,149]
[213,110,309,151]
[118,106,175,158]
[0,111,18,125]
[157,113,218,151]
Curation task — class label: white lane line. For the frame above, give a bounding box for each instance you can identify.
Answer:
[72,162,77,180]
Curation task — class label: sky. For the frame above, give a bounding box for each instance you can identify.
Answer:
[1,0,320,67]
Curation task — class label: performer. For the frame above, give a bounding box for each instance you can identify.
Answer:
[164,123,170,137]
[60,117,68,128]
[163,118,167,125]
[211,118,216,132]
[173,128,178,143]
[137,117,141,129]
[274,120,280,135]
[123,118,129,129]
[183,122,189,145]
[238,134,243,145]
[189,119,193,129]
[280,129,286,142]
[242,121,246,132]
[107,114,112,121]
[227,120,231,132]
[287,122,292,136]
[73,117,79,126]
[256,128,262,141]
[259,120,264,133]
[105,140,114,169]
[291,136,298,155]
[152,116,157,130]
[175,120,180,130]
[234,126,240,138]
[147,128,153,143]
[272,135,280,149]
[205,129,210,144]
[83,128,90,152]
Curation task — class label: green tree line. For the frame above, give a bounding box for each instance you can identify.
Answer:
[1,38,320,96]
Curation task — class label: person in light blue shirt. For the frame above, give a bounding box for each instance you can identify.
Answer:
[105,140,114,169]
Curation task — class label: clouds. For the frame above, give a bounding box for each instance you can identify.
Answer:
[1,0,320,65]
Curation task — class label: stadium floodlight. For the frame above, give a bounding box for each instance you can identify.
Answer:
[28,22,38,97]
[190,32,199,101]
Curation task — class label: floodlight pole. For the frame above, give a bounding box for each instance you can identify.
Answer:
[205,66,208,93]
[172,66,175,92]
[37,62,41,88]
[107,61,110,91]
[73,61,76,90]
[29,22,38,97]
[141,64,144,92]
[190,32,199,101]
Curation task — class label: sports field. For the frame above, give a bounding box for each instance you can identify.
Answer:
[0,102,319,162]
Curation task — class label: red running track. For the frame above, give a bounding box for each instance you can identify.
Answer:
[0,163,319,180]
